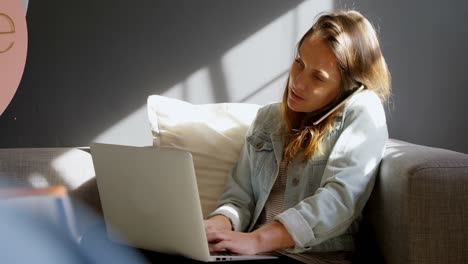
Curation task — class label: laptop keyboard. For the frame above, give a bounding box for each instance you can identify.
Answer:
[211,251,235,256]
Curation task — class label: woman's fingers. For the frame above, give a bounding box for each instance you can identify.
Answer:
[207,232,259,255]
[206,229,230,243]
[209,240,229,253]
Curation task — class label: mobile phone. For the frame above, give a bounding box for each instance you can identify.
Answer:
[313,84,365,126]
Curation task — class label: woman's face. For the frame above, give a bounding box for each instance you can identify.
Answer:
[287,34,342,113]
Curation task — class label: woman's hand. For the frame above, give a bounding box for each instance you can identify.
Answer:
[206,220,295,255]
[207,229,261,255]
[204,215,232,233]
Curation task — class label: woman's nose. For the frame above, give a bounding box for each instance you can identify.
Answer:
[293,73,309,92]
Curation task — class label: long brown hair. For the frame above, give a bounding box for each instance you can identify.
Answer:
[281,10,391,161]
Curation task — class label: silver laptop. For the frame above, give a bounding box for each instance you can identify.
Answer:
[91,143,277,262]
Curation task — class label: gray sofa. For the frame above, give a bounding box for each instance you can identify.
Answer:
[0,139,467,264]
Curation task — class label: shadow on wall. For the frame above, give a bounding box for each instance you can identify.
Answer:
[0,0,315,148]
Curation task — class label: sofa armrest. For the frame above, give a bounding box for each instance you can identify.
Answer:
[367,139,468,264]
[0,147,94,189]
[0,147,101,235]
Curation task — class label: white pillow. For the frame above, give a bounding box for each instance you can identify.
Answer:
[147,95,261,217]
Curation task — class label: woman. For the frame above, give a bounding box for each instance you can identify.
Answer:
[205,10,391,262]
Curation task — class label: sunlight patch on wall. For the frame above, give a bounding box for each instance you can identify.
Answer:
[93,106,153,147]
[161,0,333,105]
[163,67,215,104]
[94,1,334,147]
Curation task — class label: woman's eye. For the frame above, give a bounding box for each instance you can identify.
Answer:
[314,74,324,82]
[294,58,304,67]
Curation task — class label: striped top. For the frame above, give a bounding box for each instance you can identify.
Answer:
[254,157,289,228]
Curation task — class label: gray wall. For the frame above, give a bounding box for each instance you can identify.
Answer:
[1,0,467,154]
[0,0,309,147]
[335,0,468,153]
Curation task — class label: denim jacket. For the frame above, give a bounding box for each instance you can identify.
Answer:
[209,90,388,253]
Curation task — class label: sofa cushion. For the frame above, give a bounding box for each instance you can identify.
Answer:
[147,95,261,217]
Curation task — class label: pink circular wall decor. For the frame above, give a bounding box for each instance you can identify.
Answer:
[0,0,27,117]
